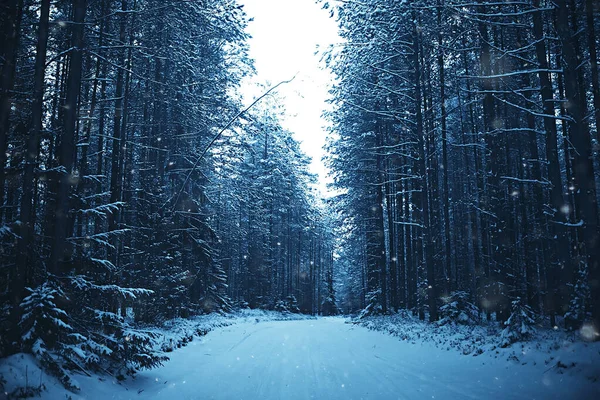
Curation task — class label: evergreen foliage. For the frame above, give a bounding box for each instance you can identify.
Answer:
[0,0,337,387]
[501,298,537,347]
[438,291,480,326]
[323,0,600,332]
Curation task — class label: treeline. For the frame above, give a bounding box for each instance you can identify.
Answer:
[326,0,599,333]
[0,0,333,386]
[213,101,337,316]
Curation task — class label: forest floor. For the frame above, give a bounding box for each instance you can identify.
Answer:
[1,315,599,399]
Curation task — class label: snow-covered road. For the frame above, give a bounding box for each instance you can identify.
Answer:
[77,317,596,399]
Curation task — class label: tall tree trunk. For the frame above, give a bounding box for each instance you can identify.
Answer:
[585,0,600,145]
[77,0,108,238]
[461,38,483,306]
[50,0,88,274]
[478,12,509,321]
[532,0,569,324]
[555,0,600,333]
[376,122,387,313]
[17,0,51,292]
[413,14,437,322]
[108,0,128,236]
[386,150,398,311]
[0,0,23,223]
[437,0,451,297]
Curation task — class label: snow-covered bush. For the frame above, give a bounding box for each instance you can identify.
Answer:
[500,297,536,347]
[359,289,384,318]
[285,295,300,313]
[20,283,71,350]
[19,282,81,390]
[67,276,167,377]
[321,294,340,316]
[438,291,480,326]
[564,262,591,331]
[18,277,167,390]
[274,300,288,313]
[273,295,301,314]
[233,299,250,309]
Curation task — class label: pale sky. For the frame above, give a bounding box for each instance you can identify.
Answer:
[240,0,339,193]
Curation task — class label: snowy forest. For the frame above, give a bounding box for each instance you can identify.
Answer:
[326,0,600,330]
[0,0,336,387]
[0,0,599,398]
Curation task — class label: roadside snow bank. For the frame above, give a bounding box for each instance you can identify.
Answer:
[151,309,314,353]
[0,309,312,399]
[354,312,600,384]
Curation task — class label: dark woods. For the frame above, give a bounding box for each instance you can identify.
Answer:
[1,0,600,391]
[326,0,600,338]
[0,0,334,386]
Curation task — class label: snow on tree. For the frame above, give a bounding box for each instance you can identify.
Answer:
[564,261,592,331]
[500,298,537,347]
[438,291,480,326]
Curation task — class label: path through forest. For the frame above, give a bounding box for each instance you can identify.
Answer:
[71,318,597,399]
